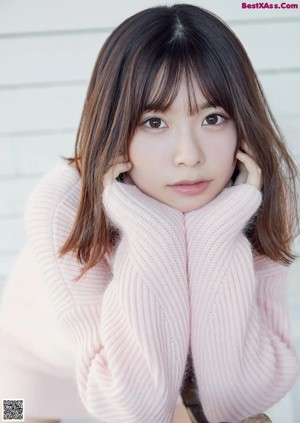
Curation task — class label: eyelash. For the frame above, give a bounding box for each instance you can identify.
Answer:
[143,117,167,129]
[142,113,227,129]
[203,114,227,126]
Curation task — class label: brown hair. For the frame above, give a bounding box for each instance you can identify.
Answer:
[60,4,299,279]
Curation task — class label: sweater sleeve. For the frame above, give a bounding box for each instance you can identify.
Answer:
[184,184,300,423]
[25,173,189,422]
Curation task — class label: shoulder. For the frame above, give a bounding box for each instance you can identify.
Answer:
[24,159,81,249]
[253,253,289,279]
[25,159,80,217]
[23,160,111,312]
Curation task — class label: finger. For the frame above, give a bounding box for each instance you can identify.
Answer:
[236,150,262,190]
[103,161,132,188]
[107,154,129,167]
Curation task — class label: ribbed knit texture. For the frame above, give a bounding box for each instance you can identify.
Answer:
[24,162,189,422]
[185,184,300,423]
[1,160,298,422]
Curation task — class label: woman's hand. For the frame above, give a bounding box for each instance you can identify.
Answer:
[102,155,132,189]
[234,142,263,191]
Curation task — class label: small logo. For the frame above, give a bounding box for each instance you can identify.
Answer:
[2,399,24,421]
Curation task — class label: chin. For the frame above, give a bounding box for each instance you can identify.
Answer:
[173,201,209,213]
[174,191,222,213]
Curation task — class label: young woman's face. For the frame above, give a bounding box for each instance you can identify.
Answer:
[128,80,237,212]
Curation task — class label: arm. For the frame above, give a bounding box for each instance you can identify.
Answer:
[88,182,189,421]
[254,254,296,349]
[26,172,189,422]
[185,184,300,423]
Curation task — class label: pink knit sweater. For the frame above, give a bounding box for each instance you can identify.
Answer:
[0,160,299,422]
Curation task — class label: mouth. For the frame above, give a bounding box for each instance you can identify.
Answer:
[168,180,211,196]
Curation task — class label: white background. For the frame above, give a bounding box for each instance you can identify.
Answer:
[0,0,299,421]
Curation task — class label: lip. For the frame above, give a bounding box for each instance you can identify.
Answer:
[168,180,211,196]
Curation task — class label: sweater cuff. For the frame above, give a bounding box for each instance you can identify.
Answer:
[185,184,262,243]
[103,182,185,249]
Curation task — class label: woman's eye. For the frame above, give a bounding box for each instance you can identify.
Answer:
[143,117,166,129]
[203,114,225,126]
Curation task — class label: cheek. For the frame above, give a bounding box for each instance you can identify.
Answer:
[208,139,236,166]
[129,137,165,170]
[207,129,237,176]
[128,139,143,165]
[218,126,237,162]
[128,139,162,185]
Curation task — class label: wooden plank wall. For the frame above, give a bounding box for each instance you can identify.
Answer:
[0,1,299,421]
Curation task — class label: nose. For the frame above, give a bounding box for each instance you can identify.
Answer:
[173,128,205,167]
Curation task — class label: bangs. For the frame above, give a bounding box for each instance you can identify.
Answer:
[136,47,236,119]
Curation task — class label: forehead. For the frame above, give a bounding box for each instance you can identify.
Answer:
[169,82,213,114]
[146,71,213,115]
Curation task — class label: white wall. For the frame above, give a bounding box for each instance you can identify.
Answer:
[0,0,300,421]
